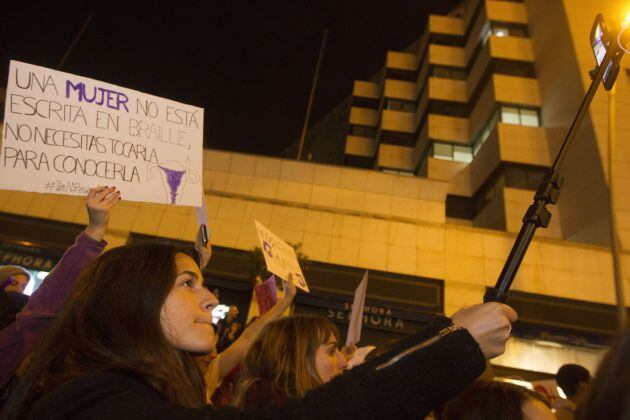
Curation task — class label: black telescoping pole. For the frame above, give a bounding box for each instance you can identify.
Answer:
[484,38,622,303]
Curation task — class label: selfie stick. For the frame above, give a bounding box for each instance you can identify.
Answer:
[484,15,626,303]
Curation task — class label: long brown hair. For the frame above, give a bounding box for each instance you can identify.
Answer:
[439,379,551,420]
[233,314,339,408]
[577,329,630,420]
[12,242,207,413]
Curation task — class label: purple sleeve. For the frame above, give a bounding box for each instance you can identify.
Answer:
[0,232,106,387]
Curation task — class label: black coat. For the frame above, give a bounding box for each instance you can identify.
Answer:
[24,318,485,419]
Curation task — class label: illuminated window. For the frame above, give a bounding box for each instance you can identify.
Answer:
[453,145,473,163]
[493,27,509,37]
[433,143,453,160]
[501,107,521,124]
[520,109,540,127]
[501,107,540,127]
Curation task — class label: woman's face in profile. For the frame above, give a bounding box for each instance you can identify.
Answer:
[314,334,347,383]
[160,253,218,353]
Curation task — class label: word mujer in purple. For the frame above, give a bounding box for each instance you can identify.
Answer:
[66,80,129,112]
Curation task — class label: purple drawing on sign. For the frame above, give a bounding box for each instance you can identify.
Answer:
[294,273,306,287]
[148,157,200,204]
[263,241,273,258]
[158,166,186,204]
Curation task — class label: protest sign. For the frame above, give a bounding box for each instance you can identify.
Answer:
[346,271,368,346]
[254,220,309,292]
[0,60,203,206]
[255,275,278,316]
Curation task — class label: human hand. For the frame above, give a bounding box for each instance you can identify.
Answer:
[282,274,297,302]
[195,225,212,268]
[340,344,357,362]
[84,186,121,241]
[451,302,517,359]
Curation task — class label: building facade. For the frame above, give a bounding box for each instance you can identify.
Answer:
[344,0,630,250]
[1,0,630,380]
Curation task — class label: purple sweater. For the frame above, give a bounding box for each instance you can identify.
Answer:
[0,232,106,388]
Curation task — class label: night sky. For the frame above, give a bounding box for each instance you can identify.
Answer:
[1,0,460,156]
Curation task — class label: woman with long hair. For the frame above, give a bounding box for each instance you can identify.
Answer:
[3,238,517,419]
[233,314,346,409]
[438,379,555,420]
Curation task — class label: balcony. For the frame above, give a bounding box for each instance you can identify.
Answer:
[345,135,378,158]
[349,107,378,127]
[488,36,534,62]
[353,81,380,99]
[377,143,415,172]
[486,0,528,24]
[429,15,465,36]
[386,51,418,71]
[429,44,466,67]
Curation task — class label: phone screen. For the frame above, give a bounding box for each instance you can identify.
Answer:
[592,23,607,66]
[201,224,209,246]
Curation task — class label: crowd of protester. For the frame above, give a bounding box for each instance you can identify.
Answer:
[0,189,628,419]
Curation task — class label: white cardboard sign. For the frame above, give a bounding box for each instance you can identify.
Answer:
[0,60,203,206]
[254,220,309,292]
[346,271,368,346]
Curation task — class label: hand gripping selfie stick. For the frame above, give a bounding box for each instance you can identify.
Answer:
[484,14,628,303]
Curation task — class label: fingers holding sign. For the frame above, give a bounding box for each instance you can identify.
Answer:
[84,186,121,242]
[282,274,297,302]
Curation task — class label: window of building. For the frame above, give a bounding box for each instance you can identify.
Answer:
[501,107,521,124]
[385,99,416,113]
[382,168,415,176]
[501,107,540,127]
[431,66,467,80]
[453,145,473,163]
[489,22,529,38]
[349,125,377,138]
[493,26,509,37]
[381,130,416,147]
[432,142,473,163]
[386,68,417,82]
[520,109,540,127]
[352,96,379,109]
[433,142,453,160]
[473,108,501,155]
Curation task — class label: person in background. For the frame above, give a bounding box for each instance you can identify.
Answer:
[438,379,555,420]
[0,187,119,389]
[217,305,239,352]
[0,266,31,294]
[198,278,296,404]
[576,329,630,420]
[232,314,348,410]
[0,289,28,331]
[555,364,591,420]
[218,322,242,351]
[0,187,119,407]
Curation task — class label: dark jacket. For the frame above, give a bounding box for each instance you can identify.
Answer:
[23,317,485,419]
